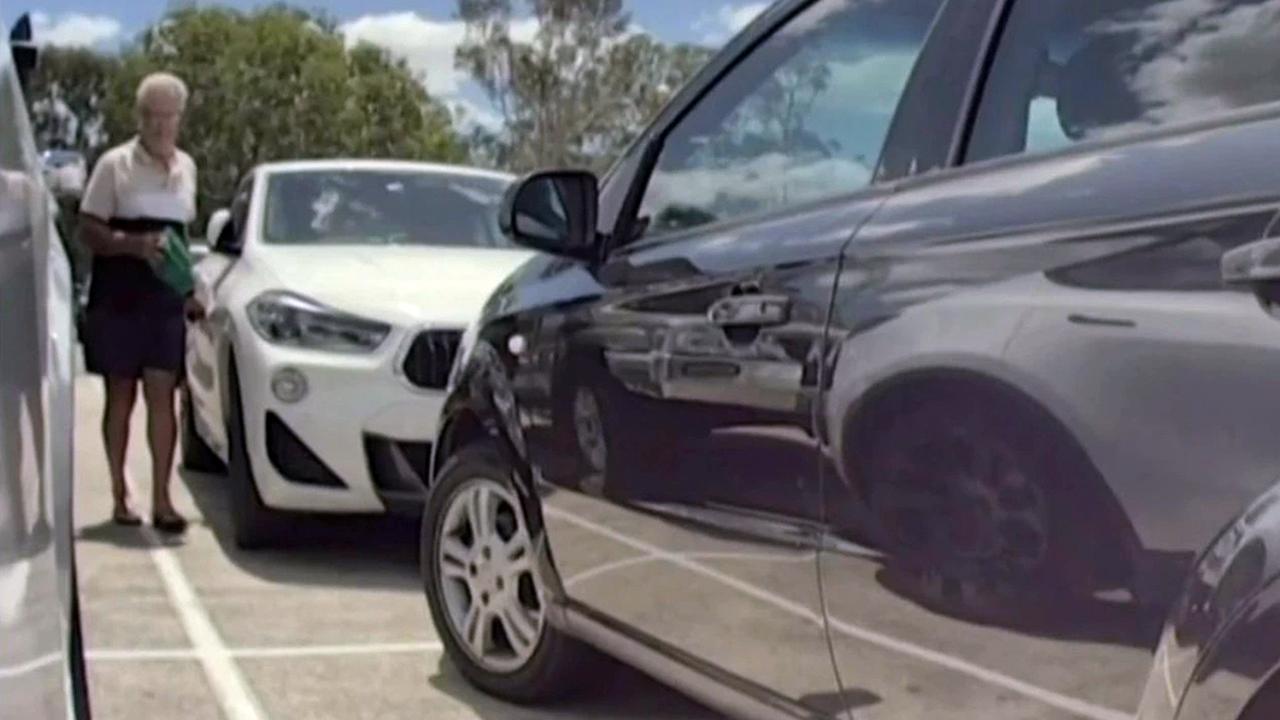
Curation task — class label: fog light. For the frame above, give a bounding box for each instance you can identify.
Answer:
[271,368,308,404]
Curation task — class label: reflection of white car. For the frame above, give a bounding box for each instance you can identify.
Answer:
[181,160,531,548]
[827,251,1280,595]
[38,149,85,198]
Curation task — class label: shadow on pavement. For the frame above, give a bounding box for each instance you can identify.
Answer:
[77,520,160,550]
[428,652,726,720]
[178,467,422,591]
[177,469,727,719]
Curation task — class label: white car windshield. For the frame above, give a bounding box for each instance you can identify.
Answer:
[262,169,511,247]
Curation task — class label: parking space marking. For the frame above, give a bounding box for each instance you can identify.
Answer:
[565,551,813,588]
[230,642,443,659]
[88,649,200,661]
[87,641,444,663]
[0,651,63,680]
[145,528,268,720]
[546,507,1135,720]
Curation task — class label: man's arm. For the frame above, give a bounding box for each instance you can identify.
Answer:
[78,151,164,263]
[78,214,163,263]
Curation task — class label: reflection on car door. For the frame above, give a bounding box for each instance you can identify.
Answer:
[819,0,1280,716]
[0,33,75,718]
[524,0,963,715]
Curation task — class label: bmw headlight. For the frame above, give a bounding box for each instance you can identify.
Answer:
[247,291,390,353]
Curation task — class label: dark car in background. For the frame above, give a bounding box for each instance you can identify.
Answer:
[421,0,1280,718]
[1,10,89,720]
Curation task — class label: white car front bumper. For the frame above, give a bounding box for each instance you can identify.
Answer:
[235,326,459,514]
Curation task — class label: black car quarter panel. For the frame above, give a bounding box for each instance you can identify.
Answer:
[817,13,1280,717]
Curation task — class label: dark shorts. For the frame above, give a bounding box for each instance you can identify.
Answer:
[83,304,186,379]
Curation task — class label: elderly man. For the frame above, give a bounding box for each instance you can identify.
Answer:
[80,72,202,533]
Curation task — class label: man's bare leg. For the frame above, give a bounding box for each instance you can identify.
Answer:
[142,369,185,530]
[103,376,140,524]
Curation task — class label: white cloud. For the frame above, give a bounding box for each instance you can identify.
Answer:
[448,98,504,132]
[721,3,770,34]
[699,2,769,44]
[29,12,122,48]
[339,12,538,98]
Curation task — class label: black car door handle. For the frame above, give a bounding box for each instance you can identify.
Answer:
[1223,237,1280,304]
[708,294,791,327]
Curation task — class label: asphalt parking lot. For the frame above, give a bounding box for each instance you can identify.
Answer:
[73,376,719,720]
[74,371,1167,720]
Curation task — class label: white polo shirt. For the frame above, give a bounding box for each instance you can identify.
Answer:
[80,138,198,311]
[80,137,197,225]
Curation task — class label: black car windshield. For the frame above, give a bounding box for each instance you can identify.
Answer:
[262,169,511,247]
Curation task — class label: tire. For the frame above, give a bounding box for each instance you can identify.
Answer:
[68,553,92,720]
[859,383,1093,618]
[181,386,225,473]
[422,441,591,704]
[565,363,697,495]
[225,361,283,550]
[1239,674,1280,720]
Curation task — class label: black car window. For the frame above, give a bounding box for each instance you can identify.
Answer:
[968,0,1280,163]
[1050,236,1240,292]
[634,0,945,240]
[0,54,29,172]
[225,172,254,246]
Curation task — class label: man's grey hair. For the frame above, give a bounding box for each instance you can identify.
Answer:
[135,72,189,113]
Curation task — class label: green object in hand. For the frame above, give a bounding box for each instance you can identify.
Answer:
[154,227,195,297]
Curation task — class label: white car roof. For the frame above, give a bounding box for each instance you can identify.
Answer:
[257,159,514,182]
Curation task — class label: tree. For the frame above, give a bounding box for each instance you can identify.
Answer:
[104,6,467,224]
[26,47,119,160]
[456,0,713,172]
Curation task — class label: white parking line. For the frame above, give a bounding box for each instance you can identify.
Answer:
[145,528,268,720]
[565,551,814,588]
[87,641,444,662]
[0,651,63,680]
[231,641,443,659]
[546,507,1135,720]
[88,648,199,661]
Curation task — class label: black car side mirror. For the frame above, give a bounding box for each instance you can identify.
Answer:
[500,170,599,260]
[1223,237,1280,305]
[10,14,38,93]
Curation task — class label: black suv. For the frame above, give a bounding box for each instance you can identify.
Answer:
[423,1,1280,718]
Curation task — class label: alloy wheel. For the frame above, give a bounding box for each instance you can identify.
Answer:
[436,478,545,673]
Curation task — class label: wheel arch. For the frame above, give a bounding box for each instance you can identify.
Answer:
[840,366,1141,588]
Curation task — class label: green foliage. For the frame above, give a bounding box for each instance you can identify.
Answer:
[456,0,713,172]
[104,5,467,223]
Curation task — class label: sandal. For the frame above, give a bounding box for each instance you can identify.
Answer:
[112,508,142,527]
[152,513,189,535]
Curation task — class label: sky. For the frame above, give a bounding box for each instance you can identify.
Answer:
[21,1,772,128]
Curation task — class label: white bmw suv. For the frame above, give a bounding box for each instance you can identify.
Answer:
[181,160,530,548]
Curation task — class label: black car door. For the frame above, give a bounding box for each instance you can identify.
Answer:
[818,0,1280,717]
[511,0,990,715]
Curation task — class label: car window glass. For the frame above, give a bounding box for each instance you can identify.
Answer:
[0,54,30,172]
[635,0,945,239]
[598,139,647,238]
[231,174,253,240]
[1049,236,1242,291]
[263,170,512,248]
[969,0,1280,163]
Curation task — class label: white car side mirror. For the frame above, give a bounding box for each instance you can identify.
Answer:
[206,208,231,248]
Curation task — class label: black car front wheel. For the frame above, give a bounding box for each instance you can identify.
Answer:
[422,441,591,704]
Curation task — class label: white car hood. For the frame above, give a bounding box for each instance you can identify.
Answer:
[251,245,533,327]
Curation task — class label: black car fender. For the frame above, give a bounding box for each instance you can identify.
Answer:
[1141,484,1280,720]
